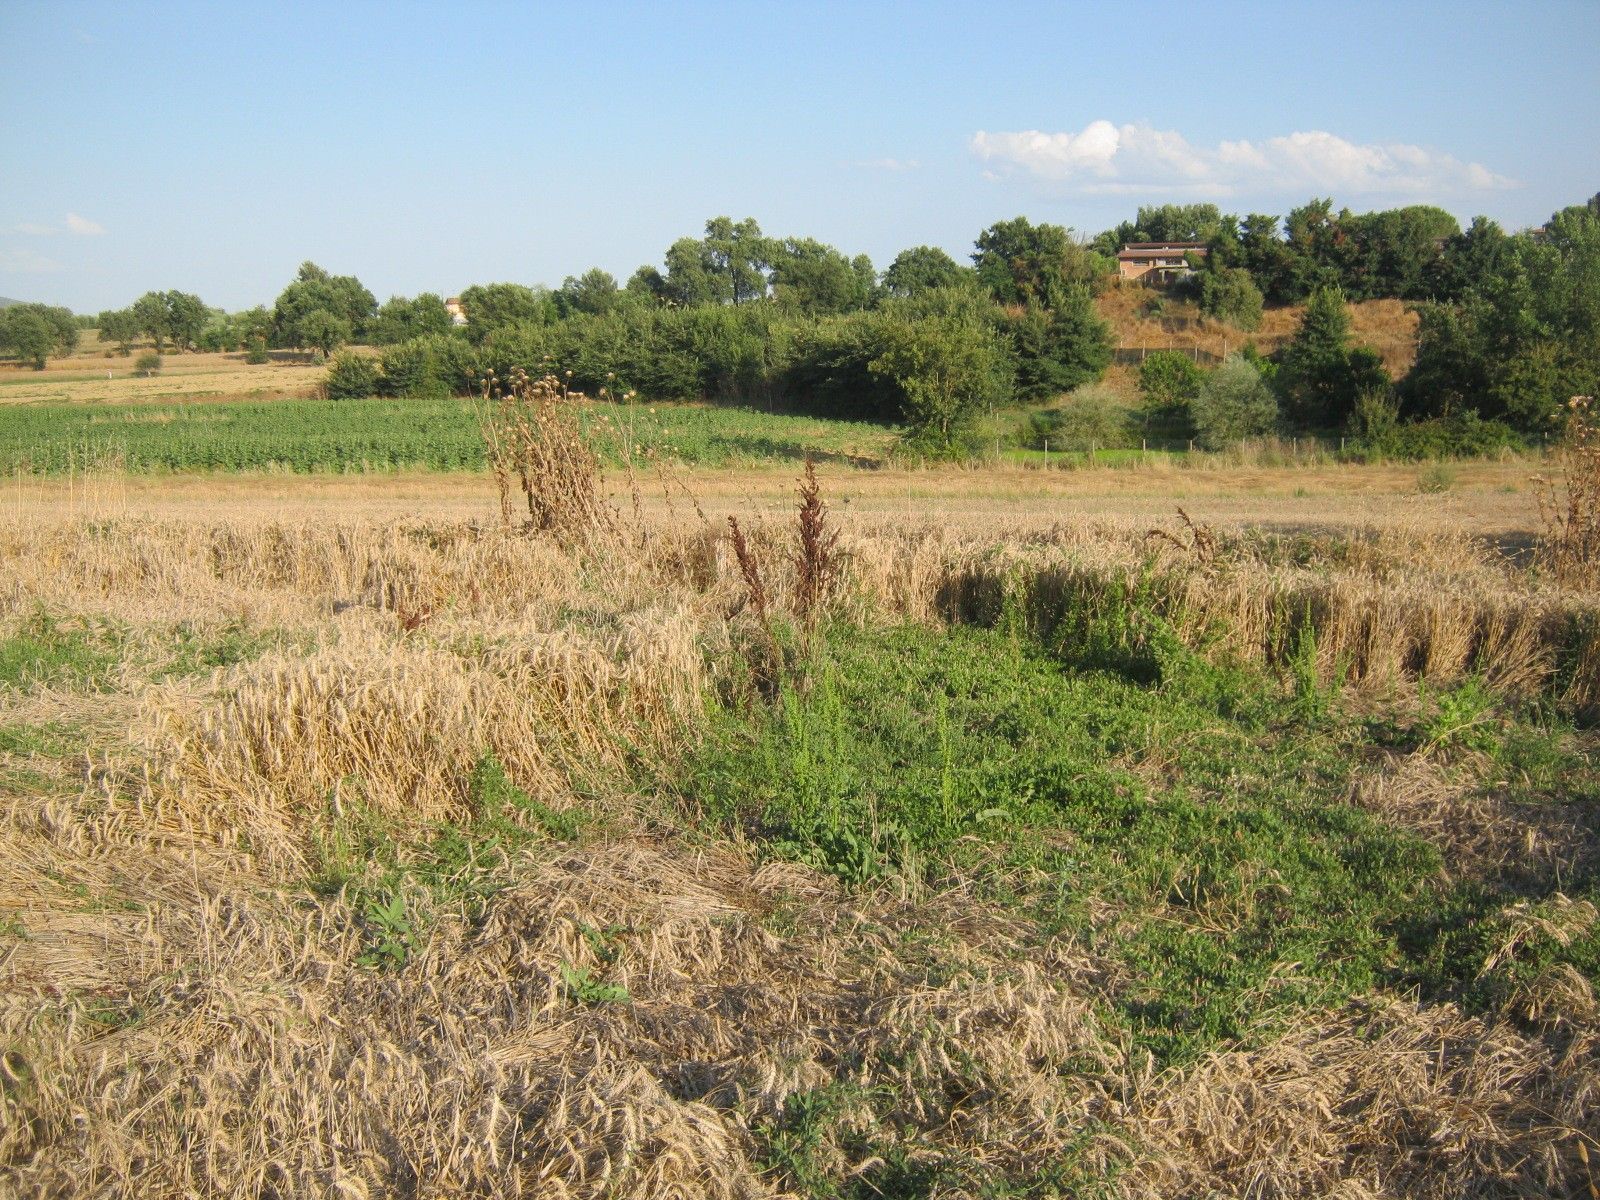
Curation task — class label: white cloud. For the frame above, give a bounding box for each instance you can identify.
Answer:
[0,248,63,273]
[65,212,105,236]
[10,222,57,236]
[970,121,1517,196]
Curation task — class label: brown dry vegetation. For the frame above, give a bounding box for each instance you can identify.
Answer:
[1,480,1597,1197]
[1096,284,1420,377]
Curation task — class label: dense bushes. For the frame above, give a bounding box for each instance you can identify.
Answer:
[1192,357,1278,449]
[324,352,380,400]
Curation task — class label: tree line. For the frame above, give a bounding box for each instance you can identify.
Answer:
[6,192,1595,455]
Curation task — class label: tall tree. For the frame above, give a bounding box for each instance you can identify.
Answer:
[702,216,772,305]
[0,308,58,368]
[1004,285,1114,400]
[869,312,1011,448]
[271,262,376,350]
[769,238,875,314]
[555,269,621,317]
[1276,287,1387,428]
[97,308,141,354]
[369,294,453,344]
[972,217,1109,305]
[882,246,967,297]
[457,283,556,342]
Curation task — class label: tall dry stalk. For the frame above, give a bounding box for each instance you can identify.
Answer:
[1534,396,1600,589]
[791,456,842,626]
[479,369,610,538]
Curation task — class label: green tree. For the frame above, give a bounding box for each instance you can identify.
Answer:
[131,292,170,351]
[703,216,772,305]
[661,236,726,306]
[162,291,208,352]
[298,310,352,358]
[368,293,453,344]
[0,309,56,368]
[1192,357,1278,449]
[658,217,774,307]
[1,303,78,364]
[1405,195,1600,434]
[882,246,968,298]
[97,308,141,355]
[235,306,273,347]
[1003,285,1114,400]
[324,350,380,399]
[869,313,1010,449]
[769,238,875,314]
[1093,203,1231,256]
[1341,205,1459,300]
[973,216,1110,305]
[271,262,376,350]
[1198,267,1263,330]
[457,283,556,342]
[1137,350,1205,434]
[555,269,621,317]
[1427,216,1514,303]
[1277,288,1389,429]
[625,266,668,304]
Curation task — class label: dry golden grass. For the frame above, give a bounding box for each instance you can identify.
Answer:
[0,455,1551,539]
[2,485,1597,1197]
[0,339,322,407]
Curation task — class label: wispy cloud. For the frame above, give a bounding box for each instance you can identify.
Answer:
[970,120,1517,196]
[853,157,921,172]
[10,212,108,237]
[0,248,64,273]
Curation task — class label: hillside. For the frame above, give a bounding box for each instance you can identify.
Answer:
[0,296,23,308]
[1096,281,1420,378]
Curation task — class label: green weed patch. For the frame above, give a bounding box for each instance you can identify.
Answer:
[684,620,1600,1066]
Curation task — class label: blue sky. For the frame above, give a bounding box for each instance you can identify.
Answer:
[2,0,1596,312]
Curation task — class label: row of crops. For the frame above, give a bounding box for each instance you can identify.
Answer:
[0,397,897,475]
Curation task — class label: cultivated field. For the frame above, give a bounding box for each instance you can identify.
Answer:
[3,408,1598,1197]
[2,353,1598,1197]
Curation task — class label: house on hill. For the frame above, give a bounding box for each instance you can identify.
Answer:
[1116,241,1207,285]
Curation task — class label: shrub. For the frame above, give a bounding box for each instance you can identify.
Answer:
[379,335,480,399]
[324,351,380,400]
[1198,267,1264,331]
[133,351,162,377]
[785,310,904,421]
[870,313,1011,451]
[1192,356,1278,449]
[1002,286,1115,401]
[1276,288,1389,429]
[1137,350,1205,436]
[1030,384,1129,451]
[244,340,270,365]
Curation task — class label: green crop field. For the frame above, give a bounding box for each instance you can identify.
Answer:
[0,395,898,474]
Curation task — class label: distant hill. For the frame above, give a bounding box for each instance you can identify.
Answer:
[0,296,23,308]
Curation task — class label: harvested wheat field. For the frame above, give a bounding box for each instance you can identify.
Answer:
[3,438,1599,1197]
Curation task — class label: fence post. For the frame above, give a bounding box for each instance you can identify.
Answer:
[1043,438,1049,467]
